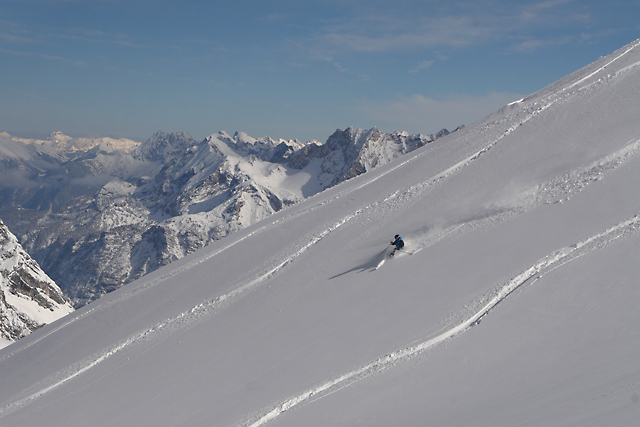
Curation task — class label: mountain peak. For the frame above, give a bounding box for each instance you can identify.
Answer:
[133,131,196,162]
[48,131,72,142]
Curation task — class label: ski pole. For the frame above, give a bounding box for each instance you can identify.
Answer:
[376,246,389,258]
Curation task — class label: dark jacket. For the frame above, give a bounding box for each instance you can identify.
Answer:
[391,236,404,249]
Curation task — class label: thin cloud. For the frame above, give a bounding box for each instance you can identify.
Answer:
[0,18,42,44]
[518,0,592,29]
[514,35,574,52]
[0,17,145,50]
[315,15,498,54]
[301,0,594,58]
[520,0,576,16]
[0,30,34,44]
[410,60,435,73]
[0,47,63,61]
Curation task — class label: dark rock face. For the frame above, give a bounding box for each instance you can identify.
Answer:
[0,218,74,344]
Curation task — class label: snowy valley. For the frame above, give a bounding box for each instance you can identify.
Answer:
[1,38,640,427]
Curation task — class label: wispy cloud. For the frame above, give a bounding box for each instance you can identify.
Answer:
[0,47,63,61]
[0,30,34,44]
[298,0,594,58]
[514,36,574,52]
[512,25,620,52]
[410,60,435,73]
[518,0,576,21]
[315,14,498,54]
[0,16,145,49]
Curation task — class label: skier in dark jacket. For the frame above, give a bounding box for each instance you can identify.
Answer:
[390,234,404,256]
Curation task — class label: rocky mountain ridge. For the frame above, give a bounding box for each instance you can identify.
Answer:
[0,218,74,348]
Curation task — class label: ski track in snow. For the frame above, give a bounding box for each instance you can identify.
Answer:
[0,207,371,419]
[563,39,640,92]
[406,137,640,256]
[238,212,640,427]
[2,41,639,421]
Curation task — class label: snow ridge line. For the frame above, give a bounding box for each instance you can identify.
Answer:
[416,39,606,197]
[564,38,640,92]
[395,71,568,200]
[239,213,640,427]
[445,40,639,189]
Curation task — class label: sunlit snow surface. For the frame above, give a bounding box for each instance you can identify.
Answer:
[1,40,640,426]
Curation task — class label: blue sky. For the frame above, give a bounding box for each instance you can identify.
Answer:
[1,0,639,143]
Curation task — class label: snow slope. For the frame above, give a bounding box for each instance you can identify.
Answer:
[1,39,640,426]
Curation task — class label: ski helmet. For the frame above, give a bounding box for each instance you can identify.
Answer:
[395,234,399,239]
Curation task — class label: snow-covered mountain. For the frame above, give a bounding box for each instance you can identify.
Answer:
[0,218,73,348]
[0,131,139,155]
[0,127,445,307]
[1,39,639,426]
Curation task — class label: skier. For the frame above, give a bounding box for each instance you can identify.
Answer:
[390,234,404,256]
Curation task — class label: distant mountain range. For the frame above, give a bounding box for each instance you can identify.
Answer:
[0,126,457,308]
